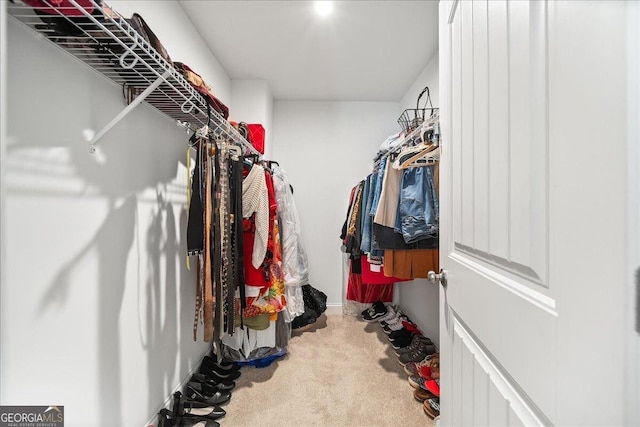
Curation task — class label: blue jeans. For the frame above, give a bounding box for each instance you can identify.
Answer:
[361,173,384,256]
[370,158,386,215]
[360,175,372,253]
[395,166,439,243]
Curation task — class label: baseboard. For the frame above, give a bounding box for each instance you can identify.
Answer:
[325,304,343,315]
[142,349,209,427]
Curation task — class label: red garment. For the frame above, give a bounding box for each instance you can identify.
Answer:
[360,257,410,285]
[242,169,278,290]
[23,0,94,16]
[346,264,394,303]
[243,217,268,287]
[247,124,265,154]
[265,171,278,228]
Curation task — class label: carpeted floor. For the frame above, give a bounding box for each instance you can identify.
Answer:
[222,314,434,427]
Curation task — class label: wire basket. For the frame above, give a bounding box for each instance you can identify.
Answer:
[397,86,438,133]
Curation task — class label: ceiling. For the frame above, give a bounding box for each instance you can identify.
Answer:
[179,1,439,101]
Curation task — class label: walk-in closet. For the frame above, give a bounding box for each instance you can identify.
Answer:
[1,1,639,427]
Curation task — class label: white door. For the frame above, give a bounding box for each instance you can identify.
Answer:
[438,1,638,425]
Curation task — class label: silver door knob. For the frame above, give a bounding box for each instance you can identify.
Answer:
[428,269,448,288]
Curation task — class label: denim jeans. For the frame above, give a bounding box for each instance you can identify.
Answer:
[359,175,372,253]
[395,166,439,243]
[370,157,386,215]
[360,174,384,257]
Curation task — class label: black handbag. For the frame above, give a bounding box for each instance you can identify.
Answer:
[302,284,327,317]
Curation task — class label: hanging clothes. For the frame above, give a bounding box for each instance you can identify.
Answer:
[242,164,269,269]
[341,114,441,297]
[272,165,308,320]
[185,134,309,363]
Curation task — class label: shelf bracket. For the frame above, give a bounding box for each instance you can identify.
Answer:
[89,70,171,153]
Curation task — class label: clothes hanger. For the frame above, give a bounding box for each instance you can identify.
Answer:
[227,144,242,161]
[400,146,440,169]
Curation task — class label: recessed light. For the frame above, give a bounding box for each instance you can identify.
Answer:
[314,1,333,17]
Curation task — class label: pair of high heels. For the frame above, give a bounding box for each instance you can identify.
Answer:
[157,391,224,427]
[199,355,241,382]
[184,380,232,406]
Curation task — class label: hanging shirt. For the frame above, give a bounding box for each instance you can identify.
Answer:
[242,164,269,268]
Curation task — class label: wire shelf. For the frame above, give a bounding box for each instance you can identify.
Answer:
[8,0,260,155]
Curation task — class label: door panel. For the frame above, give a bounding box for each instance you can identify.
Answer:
[472,359,489,426]
[487,0,509,261]
[451,317,548,426]
[440,0,632,425]
[453,0,549,287]
[472,0,490,254]
[443,0,556,422]
[459,0,474,248]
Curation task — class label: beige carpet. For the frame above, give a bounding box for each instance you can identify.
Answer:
[222,314,434,427]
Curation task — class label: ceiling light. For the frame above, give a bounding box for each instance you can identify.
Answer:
[314,1,333,17]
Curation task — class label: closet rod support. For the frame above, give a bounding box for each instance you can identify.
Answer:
[88,70,171,153]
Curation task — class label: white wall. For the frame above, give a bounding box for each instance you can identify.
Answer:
[272,101,400,306]
[401,54,440,113]
[230,80,274,158]
[1,2,232,426]
[397,53,440,346]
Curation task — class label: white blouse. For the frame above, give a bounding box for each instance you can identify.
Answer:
[242,164,269,268]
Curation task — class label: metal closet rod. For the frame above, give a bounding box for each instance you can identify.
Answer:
[9,0,257,156]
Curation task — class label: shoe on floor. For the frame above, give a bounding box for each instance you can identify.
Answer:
[413,387,437,402]
[389,326,423,343]
[376,305,399,323]
[410,375,440,396]
[409,364,440,389]
[361,301,388,322]
[380,313,409,328]
[361,301,385,317]
[403,353,439,376]
[423,398,440,419]
[390,330,428,349]
[394,335,433,354]
[399,344,437,366]
[382,316,411,333]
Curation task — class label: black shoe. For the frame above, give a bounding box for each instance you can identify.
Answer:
[157,409,177,427]
[203,355,240,372]
[158,407,220,427]
[180,416,220,427]
[389,330,425,348]
[190,373,236,391]
[361,301,387,322]
[184,382,232,406]
[388,328,415,342]
[172,391,226,421]
[199,363,241,381]
[208,352,241,370]
[361,301,385,317]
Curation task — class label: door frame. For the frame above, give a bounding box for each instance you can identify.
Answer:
[626,1,640,425]
[0,0,7,404]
